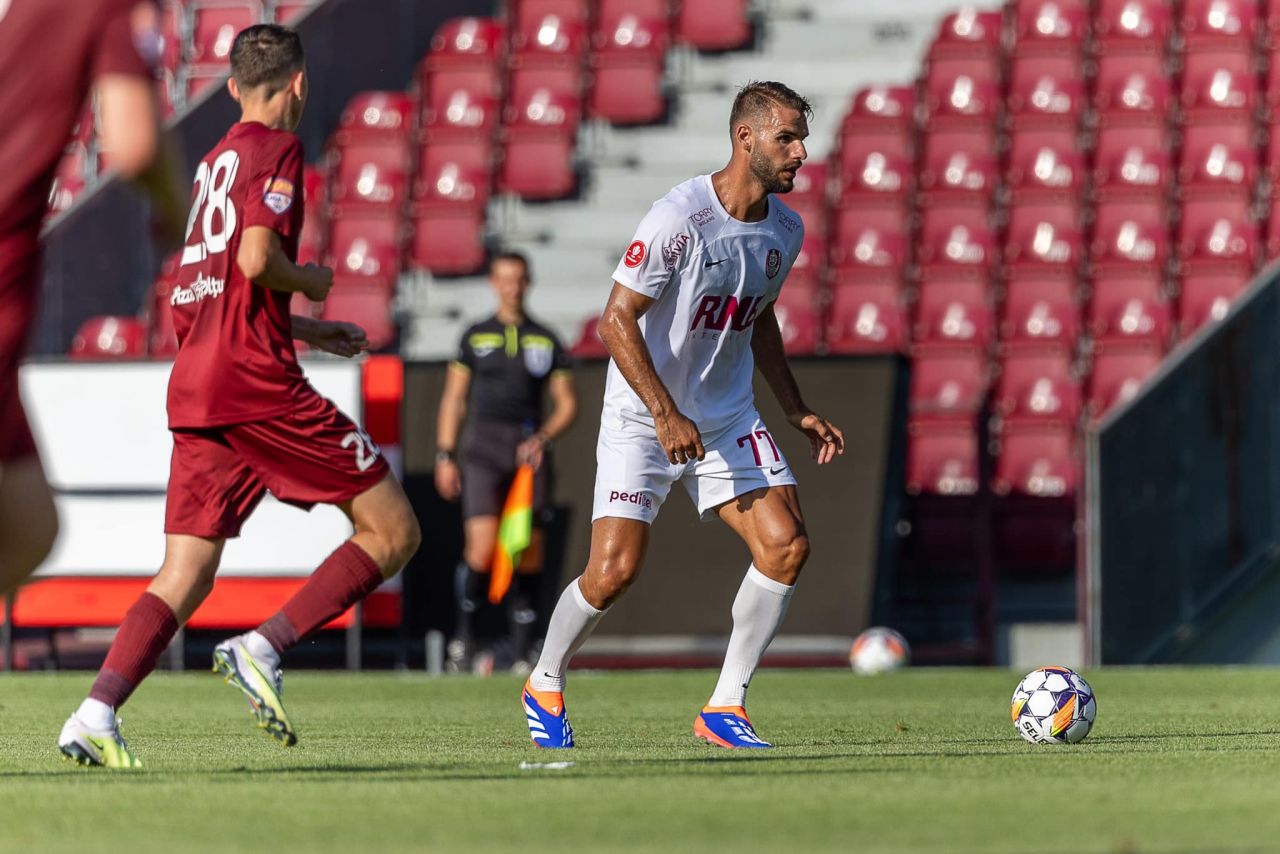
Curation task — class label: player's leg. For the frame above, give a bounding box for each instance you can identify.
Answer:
[508,528,545,672]
[694,485,809,749]
[0,454,58,596]
[523,516,649,748]
[449,514,498,673]
[0,373,56,595]
[60,534,225,768]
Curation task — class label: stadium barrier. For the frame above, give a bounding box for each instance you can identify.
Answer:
[1085,263,1280,664]
[0,358,398,670]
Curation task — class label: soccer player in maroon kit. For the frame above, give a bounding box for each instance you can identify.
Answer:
[58,24,422,768]
[0,0,186,598]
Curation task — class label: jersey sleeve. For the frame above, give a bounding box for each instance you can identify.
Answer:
[93,1,160,79]
[551,333,572,374]
[453,327,476,372]
[611,200,694,300]
[242,133,305,238]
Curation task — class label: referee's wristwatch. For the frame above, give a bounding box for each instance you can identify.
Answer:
[435,449,457,465]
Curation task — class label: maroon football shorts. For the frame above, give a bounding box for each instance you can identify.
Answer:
[165,387,390,538]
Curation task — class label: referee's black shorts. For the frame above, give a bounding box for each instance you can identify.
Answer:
[460,421,552,521]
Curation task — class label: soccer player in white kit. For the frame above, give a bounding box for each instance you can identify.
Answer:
[522,82,844,749]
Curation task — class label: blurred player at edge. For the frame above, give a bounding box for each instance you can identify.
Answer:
[0,0,187,596]
[521,82,844,750]
[57,24,421,769]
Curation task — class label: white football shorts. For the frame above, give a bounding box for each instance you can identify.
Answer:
[591,408,798,524]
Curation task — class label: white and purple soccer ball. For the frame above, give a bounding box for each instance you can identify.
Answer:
[1010,666,1097,744]
[849,627,910,675]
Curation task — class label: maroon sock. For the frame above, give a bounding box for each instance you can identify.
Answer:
[257,541,383,654]
[88,592,179,709]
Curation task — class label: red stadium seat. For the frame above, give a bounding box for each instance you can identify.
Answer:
[570,316,610,359]
[1091,221,1171,275]
[918,148,999,199]
[994,349,1079,423]
[1006,199,1085,249]
[599,0,671,27]
[675,0,751,51]
[839,149,912,200]
[507,64,585,125]
[421,85,502,133]
[846,85,916,127]
[1182,0,1259,45]
[1006,145,1087,194]
[825,282,906,354]
[906,419,980,496]
[992,422,1078,498]
[1183,43,1255,81]
[1088,278,1171,345]
[320,282,396,351]
[1179,142,1258,190]
[1095,67,1173,116]
[427,17,507,69]
[328,138,412,209]
[922,124,999,175]
[1012,0,1089,44]
[786,161,829,233]
[511,15,589,71]
[1008,51,1085,102]
[830,196,911,256]
[918,223,999,271]
[413,159,491,207]
[924,74,1001,122]
[407,202,486,276]
[70,317,148,360]
[1092,195,1168,244]
[1179,266,1253,332]
[513,0,591,33]
[829,225,909,280]
[588,17,669,125]
[771,289,821,356]
[1093,143,1173,191]
[327,207,404,291]
[1008,73,1087,123]
[499,129,577,200]
[1181,66,1259,114]
[189,2,262,65]
[423,65,503,106]
[909,346,990,418]
[1000,272,1079,348]
[1087,341,1163,417]
[913,279,994,347]
[1094,0,1174,43]
[1178,216,1258,264]
[418,133,495,177]
[337,91,416,138]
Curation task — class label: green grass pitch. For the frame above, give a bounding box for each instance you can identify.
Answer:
[3,668,1280,853]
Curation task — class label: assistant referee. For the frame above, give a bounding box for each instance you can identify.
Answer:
[434,251,578,673]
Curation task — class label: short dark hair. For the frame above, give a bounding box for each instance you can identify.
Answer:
[230,25,304,93]
[490,250,531,278]
[730,81,813,127]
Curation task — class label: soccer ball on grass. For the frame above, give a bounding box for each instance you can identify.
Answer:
[849,627,910,675]
[1010,665,1096,744]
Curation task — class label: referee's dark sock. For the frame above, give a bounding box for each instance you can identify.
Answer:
[454,560,489,647]
[510,572,543,664]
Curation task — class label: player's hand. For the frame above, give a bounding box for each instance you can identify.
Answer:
[516,435,548,472]
[656,411,704,465]
[434,459,462,501]
[308,320,369,358]
[790,411,845,465]
[302,264,335,302]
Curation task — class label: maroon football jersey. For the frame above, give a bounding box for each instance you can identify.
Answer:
[166,121,309,428]
[0,0,157,355]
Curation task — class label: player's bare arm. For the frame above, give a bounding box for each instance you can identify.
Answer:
[517,371,577,471]
[237,226,333,301]
[434,363,470,501]
[291,316,368,358]
[752,302,844,464]
[599,282,705,464]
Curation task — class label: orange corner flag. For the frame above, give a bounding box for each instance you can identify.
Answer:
[488,464,534,604]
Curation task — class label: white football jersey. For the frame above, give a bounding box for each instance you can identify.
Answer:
[605,174,805,439]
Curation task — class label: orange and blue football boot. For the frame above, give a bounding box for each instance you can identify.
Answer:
[522,680,574,748]
[693,705,772,749]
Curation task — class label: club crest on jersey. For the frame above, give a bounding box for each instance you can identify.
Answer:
[523,343,553,377]
[765,248,782,279]
[624,240,646,268]
[263,177,295,214]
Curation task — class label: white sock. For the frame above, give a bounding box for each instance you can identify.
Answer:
[529,576,607,693]
[76,697,114,730]
[708,565,795,709]
[243,630,281,671]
